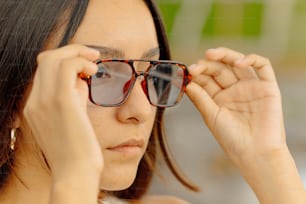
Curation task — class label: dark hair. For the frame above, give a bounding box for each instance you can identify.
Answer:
[0,0,90,188]
[0,0,198,199]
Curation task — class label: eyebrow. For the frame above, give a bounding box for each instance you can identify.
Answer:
[86,45,160,59]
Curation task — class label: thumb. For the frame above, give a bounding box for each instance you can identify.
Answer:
[186,82,219,125]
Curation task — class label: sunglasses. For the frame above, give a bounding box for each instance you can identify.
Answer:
[80,59,191,107]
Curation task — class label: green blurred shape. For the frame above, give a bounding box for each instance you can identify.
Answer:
[157,1,263,39]
[287,0,306,55]
[157,1,182,36]
[242,2,264,37]
[202,1,263,38]
[201,1,217,37]
[295,0,306,14]
[202,2,243,37]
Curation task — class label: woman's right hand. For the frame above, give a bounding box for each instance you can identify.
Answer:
[23,44,103,204]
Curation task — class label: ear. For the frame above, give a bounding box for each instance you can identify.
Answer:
[12,114,21,129]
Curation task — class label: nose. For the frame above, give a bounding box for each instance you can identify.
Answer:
[123,72,148,97]
[116,78,155,124]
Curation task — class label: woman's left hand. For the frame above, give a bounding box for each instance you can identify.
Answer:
[186,47,306,204]
[186,47,284,163]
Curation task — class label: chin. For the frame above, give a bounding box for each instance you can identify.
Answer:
[98,159,141,191]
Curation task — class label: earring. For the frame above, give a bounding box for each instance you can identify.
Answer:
[10,128,17,151]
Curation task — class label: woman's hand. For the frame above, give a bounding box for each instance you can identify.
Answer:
[186,47,284,162]
[23,44,103,204]
[186,47,306,204]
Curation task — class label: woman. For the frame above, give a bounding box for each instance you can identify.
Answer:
[0,0,305,203]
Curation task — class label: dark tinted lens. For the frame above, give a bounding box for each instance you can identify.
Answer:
[91,61,133,105]
[147,64,184,106]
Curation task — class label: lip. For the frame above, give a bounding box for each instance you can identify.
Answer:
[106,139,145,155]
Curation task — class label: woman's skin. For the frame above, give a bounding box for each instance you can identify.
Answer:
[5,1,159,204]
[187,49,306,204]
[1,0,305,204]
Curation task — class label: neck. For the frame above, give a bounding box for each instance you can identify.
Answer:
[0,148,51,204]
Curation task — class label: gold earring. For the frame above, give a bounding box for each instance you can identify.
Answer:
[10,128,17,151]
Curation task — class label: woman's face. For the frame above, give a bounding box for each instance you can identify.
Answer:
[70,0,159,190]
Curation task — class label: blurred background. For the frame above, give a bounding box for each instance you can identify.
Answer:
[148,0,306,203]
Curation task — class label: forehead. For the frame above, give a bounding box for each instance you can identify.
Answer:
[70,0,159,59]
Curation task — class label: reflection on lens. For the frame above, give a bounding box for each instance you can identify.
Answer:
[91,62,133,106]
[147,64,184,106]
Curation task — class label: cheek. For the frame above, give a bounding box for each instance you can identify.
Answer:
[143,108,157,141]
[87,105,157,145]
[87,104,112,134]
[87,105,104,124]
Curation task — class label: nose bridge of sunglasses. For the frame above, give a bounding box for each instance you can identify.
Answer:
[134,74,146,91]
[132,60,150,84]
[128,61,148,96]
[133,60,151,72]
[127,74,148,99]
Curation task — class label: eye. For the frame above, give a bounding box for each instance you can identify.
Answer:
[96,63,111,79]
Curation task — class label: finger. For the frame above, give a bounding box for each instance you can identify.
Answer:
[186,82,218,124]
[58,44,101,61]
[57,57,98,91]
[205,47,258,80]
[192,74,222,98]
[205,47,244,65]
[235,54,276,81]
[190,60,238,88]
[37,44,100,61]
[35,44,99,91]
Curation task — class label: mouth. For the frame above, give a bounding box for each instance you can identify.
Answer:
[106,139,145,155]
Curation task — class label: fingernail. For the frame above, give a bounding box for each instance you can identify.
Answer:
[86,47,100,55]
[205,48,218,59]
[90,49,100,55]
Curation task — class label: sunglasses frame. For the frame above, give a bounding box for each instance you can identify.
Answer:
[80,59,192,107]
